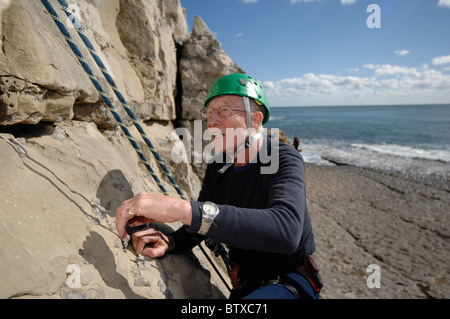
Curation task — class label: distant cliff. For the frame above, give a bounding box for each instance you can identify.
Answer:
[0,0,242,299]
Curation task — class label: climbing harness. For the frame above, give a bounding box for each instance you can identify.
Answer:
[229,255,323,299]
[41,0,231,291]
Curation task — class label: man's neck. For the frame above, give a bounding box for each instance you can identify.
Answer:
[233,134,264,167]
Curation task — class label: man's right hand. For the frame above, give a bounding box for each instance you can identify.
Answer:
[131,228,175,258]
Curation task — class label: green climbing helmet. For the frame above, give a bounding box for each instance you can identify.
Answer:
[204,73,270,124]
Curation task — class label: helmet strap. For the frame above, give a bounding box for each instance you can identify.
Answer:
[243,96,253,149]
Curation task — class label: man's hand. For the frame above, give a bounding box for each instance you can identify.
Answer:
[131,228,174,258]
[115,192,192,239]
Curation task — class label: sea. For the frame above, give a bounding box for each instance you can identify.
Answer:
[265,104,450,182]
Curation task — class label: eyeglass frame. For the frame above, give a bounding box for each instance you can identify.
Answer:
[201,105,247,120]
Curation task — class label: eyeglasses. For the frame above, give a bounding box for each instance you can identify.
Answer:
[201,105,246,120]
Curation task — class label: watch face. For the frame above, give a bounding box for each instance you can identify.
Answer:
[203,202,217,217]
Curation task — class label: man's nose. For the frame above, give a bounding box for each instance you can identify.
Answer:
[207,110,221,126]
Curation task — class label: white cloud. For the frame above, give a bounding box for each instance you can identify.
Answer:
[235,32,244,38]
[290,0,322,3]
[262,81,275,89]
[263,64,450,106]
[437,0,450,8]
[242,0,258,3]
[290,0,355,3]
[362,64,380,70]
[374,64,420,77]
[394,50,410,56]
[432,55,450,65]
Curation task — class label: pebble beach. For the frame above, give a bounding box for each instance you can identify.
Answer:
[305,162,449,299]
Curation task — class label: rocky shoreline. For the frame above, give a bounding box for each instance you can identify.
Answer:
[305,162,449,299]
[0,0,448,299]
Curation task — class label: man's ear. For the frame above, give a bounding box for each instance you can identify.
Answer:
[251,111,264,129]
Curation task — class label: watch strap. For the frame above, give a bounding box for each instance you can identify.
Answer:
[198,202,218,236]
[198,218,212,236]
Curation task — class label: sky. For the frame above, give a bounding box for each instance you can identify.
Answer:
[179,0,450,107]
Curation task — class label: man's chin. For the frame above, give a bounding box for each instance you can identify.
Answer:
[212,139,233,154]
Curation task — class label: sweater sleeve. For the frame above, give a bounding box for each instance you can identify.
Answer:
[167,225,204,254]
[205,149,307,255]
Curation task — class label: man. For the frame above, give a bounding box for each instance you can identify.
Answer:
[115,73,322,299]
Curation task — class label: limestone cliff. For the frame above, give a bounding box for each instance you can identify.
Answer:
[0,0,242,299]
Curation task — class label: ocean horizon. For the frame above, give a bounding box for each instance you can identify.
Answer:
[265,104,450,180]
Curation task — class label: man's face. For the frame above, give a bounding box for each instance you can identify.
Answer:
[206,95,248,154]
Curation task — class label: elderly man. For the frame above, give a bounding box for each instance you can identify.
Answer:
[115,73,322,299]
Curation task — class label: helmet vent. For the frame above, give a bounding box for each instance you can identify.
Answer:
[238,78,249,86]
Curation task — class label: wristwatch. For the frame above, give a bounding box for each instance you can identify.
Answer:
[198,201,219,236]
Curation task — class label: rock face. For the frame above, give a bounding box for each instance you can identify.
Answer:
[180,16,244,121]
[0,0,235,299]
[0,0,191,127]
[0,122,225,299]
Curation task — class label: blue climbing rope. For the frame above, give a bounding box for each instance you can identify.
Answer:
[40,0,232,280]
[40,0,172,198]
[55,0,186,200]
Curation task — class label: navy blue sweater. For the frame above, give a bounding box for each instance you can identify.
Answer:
[170,137,316,272]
